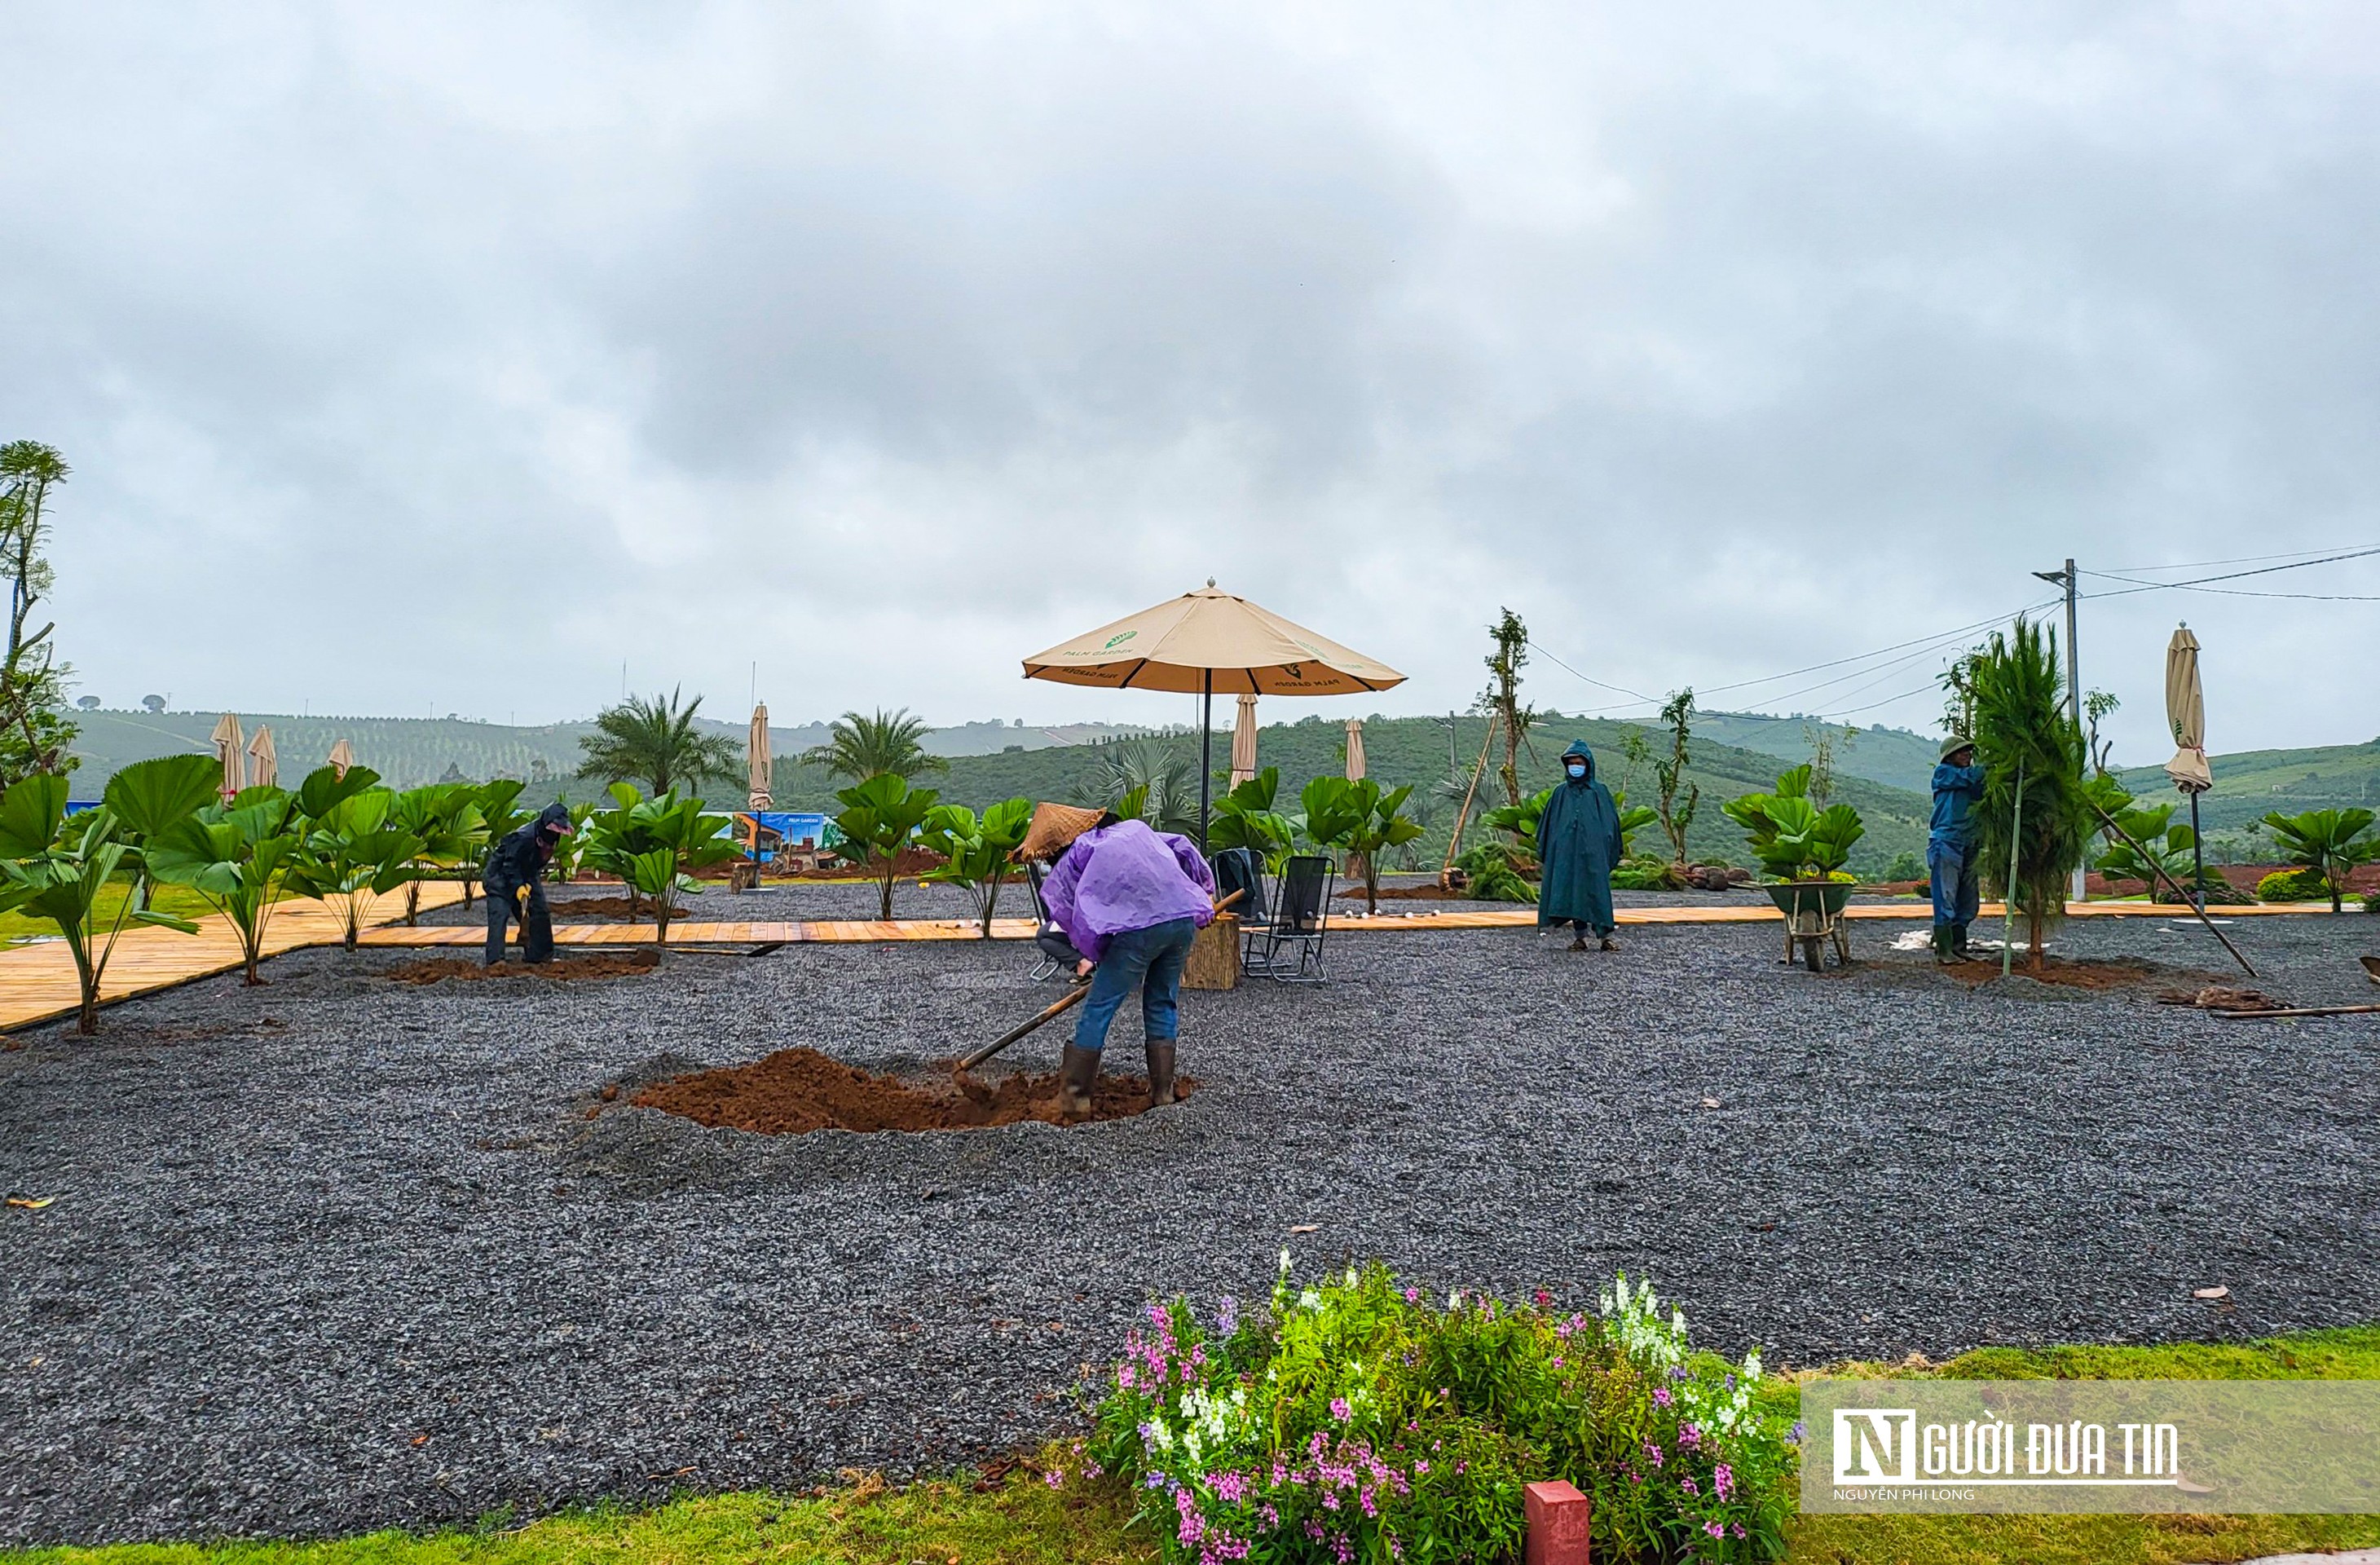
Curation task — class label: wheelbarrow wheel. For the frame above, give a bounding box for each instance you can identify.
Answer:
[1801,935,1825,972]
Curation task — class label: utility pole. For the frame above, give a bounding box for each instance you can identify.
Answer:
[2034,558,2084,904]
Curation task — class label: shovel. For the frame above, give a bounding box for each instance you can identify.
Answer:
[955,888,1245,1074]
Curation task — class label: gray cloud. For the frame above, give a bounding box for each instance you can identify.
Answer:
[3,2,2374,759]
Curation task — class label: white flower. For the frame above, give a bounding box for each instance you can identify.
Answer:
[1299,1289,1322,1311]
[1279,1248,1293,1276]
[1346,1266,1359,1288]
[1448,1290,1463,1310]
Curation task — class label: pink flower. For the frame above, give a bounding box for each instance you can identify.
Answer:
[1714,1462,1734,1499]
[1644,1442,1664,1468]
[1680,1476,1698,1497]
[1534,1289,1551,1307]
[1046,1470,1064,1488]
[1653,1386,1671,1407]
[1331,1397,1351,1422]
[1706,1522,1725,1540]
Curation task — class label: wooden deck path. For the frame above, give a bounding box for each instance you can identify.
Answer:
[0,883,470,1032]
[1,888,2338,1032]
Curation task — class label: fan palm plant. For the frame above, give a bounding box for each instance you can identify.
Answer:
[1072,738,1200,835]
[828,772,940,919]
[577,688,740,796]
[0,774,201,1033]
[1954,617,2088,972]
[148,790,302,985]
[799,707,947,782]
[281,767,423,951]
[919,797,1034,936]
[2260,808,2378,914]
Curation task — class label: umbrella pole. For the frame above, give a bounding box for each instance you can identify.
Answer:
[1198,669,1213,852]
[2189,790,2205,910]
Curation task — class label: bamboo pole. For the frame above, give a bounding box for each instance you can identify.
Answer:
[2087,800,2257,977]
[2003,762,2025,979]
[1439,713,1500,888]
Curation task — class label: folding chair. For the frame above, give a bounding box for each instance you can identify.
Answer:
[1209,846,1271,930]
[1245,853,1333,982]
[1022,859,1083,982]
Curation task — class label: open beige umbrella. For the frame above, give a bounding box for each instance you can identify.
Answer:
[747,703,773,811]
[1227,695,1259,788]
[209,713,245,798]
[245,725,277,791]
[1023,581,1404,842]
[326,738,355,779]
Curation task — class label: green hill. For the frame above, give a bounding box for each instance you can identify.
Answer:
[1689,712,1946,795]
[2118,739,2380,835]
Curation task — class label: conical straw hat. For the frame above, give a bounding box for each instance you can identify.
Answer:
[1020,801,1104,862]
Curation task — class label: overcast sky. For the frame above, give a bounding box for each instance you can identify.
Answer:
[6,2,2376,763]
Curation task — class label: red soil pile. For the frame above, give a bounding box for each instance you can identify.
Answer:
[1337,884,1466,902]
[548,897,650,921]
[1937,954,2203,991]
[383,951,660,985]
[632,1047,1192,1134]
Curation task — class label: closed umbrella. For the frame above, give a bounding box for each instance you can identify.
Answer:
[1344,718,1369,884]
[1228,694,1259,788]
[326,738,355,779]
[209,713,245,798]
[1022,581,1404,845]
[245,725,277,791]
[747,703,773,811]
[2163,624,2213,906]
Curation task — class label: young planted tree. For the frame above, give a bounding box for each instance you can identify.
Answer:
[102,755,225,909]
[390,782,481,926]
[1332,779,1427,915]
[2082,690,2122,774]
[2259,808,2378,914]
[919,797,1034,937]
[800,708,948,783]
[605,791,740,946]
[281,768,423,950]
[577,688,740,796]
[0,774,200,1033]
[1482,608,1537,809]
[0,441,81,787]
[1208,768,1297,872]
[456,778,527,910]
[828,772,939,919]
[148,791,302,985]
[1954,617,2089,972]
[1651,688,1699,867]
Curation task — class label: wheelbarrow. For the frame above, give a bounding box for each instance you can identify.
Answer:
[1764,880,1854,972]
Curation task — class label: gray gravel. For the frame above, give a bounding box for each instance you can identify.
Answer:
[3,908,2377,1543]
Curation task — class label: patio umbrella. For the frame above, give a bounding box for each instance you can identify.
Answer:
[1344,718,1369,884]
[326,738,354,778]
[245,725,277,791]
[1227,694,1259,788]
[1021,581,1405,846]
[209,713,245,798]
[2163,624,2213,905]
[747,702,773,811]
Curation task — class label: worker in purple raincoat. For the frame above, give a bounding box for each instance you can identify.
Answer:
[1030,803,1216,1114]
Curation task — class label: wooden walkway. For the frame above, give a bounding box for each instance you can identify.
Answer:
[0,883,470,1032]
[0,888,2340,1032]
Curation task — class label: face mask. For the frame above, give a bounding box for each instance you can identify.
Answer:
[1566,763,1587,779]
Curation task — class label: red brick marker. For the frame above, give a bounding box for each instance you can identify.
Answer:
[1523,1479,1590,1565]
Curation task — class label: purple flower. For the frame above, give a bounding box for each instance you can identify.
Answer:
[1705,1522,1725,1540]
[1330,1396,1351,1422]
[1790,1420,1807,1445]
[1653,1386,1671,1407]
[1679,1475,1698,1497]
[1404,1287,1421,1304]
[1046,1470,1064,1488]
[1217,1296,1239,1335]
[1714,1462,1734,1500]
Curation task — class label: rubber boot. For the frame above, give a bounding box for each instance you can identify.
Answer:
[1950,922,1974,961]
[1932,924,1956,964]
[1145,1039,1177,1107]
[1058,1044,1100,1118]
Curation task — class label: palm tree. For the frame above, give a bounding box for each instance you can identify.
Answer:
[576,689,740,796]
[800,707,948,782]
[1071,738,1201,835]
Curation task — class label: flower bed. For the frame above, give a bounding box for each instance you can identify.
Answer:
[1086,1259,1797,1563]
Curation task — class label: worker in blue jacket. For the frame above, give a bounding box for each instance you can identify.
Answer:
[1928,737,1986,962]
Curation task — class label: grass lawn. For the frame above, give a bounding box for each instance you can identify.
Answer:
[0,882,229,946]
[8,1329,2374,1565]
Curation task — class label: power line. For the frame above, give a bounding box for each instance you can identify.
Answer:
[1523,640,1659,704]
[2098,544,2376,574]
[2077,545,2380,600]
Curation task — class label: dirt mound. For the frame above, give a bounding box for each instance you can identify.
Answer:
[384,951,660,985]
[632,1047,1192,1134]
[548,897,654,922]
[1937,954,2205,992]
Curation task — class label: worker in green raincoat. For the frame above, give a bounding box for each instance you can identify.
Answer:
[1536,739,1624,951]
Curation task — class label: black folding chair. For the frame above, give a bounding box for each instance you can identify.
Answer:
[1022,859,1082,982]
[1245,853,1333,982]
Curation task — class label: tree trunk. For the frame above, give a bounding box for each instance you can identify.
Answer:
[77,993,97,1035]
[405,880,420,926]
[2028,898,2046,973]
[1365,859,1379,916]
[879,857,896,920]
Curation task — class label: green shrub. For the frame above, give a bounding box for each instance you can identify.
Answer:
[1090,1261,1794,1565]
[2364,889,2380,914]
[1878,850,1924,883]
[2256,866,2332,903]
[1611,853,1687,892]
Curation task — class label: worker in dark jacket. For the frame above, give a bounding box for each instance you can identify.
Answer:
[483,802,574,965]
[1536,739,1625,951]
[1928,737,1986,962]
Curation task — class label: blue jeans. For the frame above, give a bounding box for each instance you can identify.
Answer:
[1073,918,1197,1053]
[1927,836,1980,927]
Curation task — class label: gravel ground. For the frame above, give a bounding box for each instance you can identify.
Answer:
[3,908,2377,1542]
